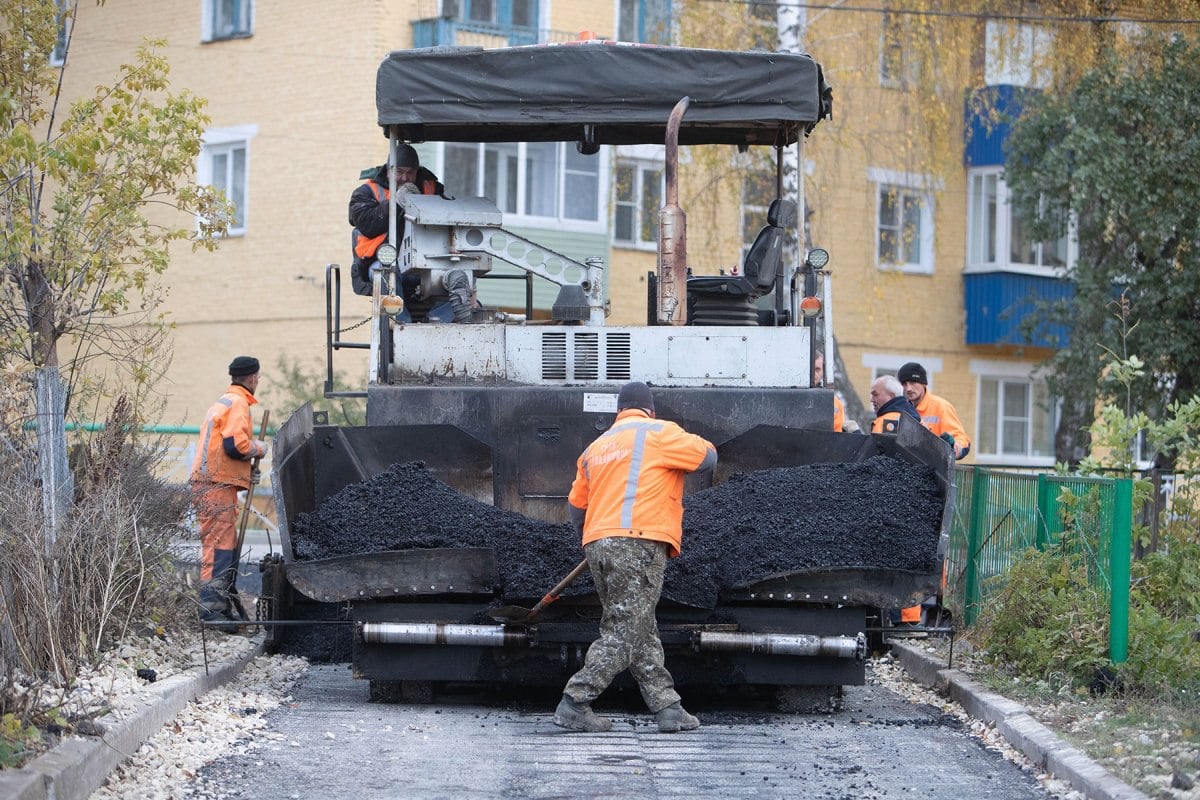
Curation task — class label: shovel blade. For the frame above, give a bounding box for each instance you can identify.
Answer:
[486,605,537,624]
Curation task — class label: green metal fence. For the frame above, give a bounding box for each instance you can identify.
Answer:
[944,466,1133,662]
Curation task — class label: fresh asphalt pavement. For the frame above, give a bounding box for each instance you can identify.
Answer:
[190,662,1054,800]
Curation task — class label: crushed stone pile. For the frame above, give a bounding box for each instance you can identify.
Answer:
[289,456,942,609]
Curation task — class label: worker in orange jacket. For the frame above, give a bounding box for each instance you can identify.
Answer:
[347,143,445,297]
[189,356,268,631]
[555,381,716,734]
[868,374,925,626]
[869,375,920,434]
[898,362,971,460]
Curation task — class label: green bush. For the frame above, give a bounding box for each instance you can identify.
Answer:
[974,543,1110,687]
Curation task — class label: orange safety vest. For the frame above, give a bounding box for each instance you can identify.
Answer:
[833,393,846,432]
[189,384,262,489]
[353,178,438,259]
[568,409,716,559]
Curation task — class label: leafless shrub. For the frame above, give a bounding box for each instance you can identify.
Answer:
[0,396,191,718]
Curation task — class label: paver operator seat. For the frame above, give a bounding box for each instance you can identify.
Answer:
[687,198,798,325]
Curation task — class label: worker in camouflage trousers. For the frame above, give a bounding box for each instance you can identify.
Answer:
[555,381,717,734]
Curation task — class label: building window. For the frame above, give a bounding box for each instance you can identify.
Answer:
[442,142,603,229]
[203,0,253,42]
[198,126,256,236]
[972,361,1057,463]
[967,168,1072,274]
[618,0,672,44]
[740,170,775,259]
[442,0,537,27]
[613,162,662,249]
[50,0,69,66]
[985,21,1052,88]
[880,11,918,88]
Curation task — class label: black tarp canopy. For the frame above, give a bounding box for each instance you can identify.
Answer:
[376,42,832,147]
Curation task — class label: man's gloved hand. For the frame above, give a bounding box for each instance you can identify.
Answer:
[395,182,420,197]
[843,420,862,434]
[939,432,955,448]
[250,467,262,483]
[252,439,269,457]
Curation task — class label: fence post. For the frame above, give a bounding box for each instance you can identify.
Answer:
[964,467,988,627]
[1036,474,1054,550]
[1108,478,1133,664]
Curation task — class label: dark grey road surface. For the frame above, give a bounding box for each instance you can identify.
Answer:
[190,664,1051,800]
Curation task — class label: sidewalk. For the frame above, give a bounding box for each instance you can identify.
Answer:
[0,635,263,800]
[890,640,1151,800]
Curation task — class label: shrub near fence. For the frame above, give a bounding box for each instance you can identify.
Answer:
[943,466,1133,662]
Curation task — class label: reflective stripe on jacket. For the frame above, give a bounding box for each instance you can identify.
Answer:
[189,384,261,489]
[568,409,716,558]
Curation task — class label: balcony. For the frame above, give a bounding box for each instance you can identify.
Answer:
[964,271,1073,349]
[411,18,585,48]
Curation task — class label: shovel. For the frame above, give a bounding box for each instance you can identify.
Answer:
[229,409,269,623]
[488,559,589,624]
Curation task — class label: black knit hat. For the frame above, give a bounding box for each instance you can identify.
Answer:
[395,144,420,169]
[897,362,928,385]
[617,381,655,413]
[228,356,260,377]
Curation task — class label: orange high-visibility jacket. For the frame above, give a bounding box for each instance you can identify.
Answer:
[353,179,439,259]
[913,391,971,454]
[833,393,846,432]
[568,409,716,558]
[189,384,263,489]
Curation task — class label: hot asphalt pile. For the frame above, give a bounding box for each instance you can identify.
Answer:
[290,456,942,609]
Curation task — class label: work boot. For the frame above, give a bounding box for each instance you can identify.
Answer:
[656,702,700,733]
[553,695,612,732]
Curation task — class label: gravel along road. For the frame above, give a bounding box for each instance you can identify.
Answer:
[171,661,1069,800]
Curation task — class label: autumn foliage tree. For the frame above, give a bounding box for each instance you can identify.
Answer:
[1004,34,1200,463]
[0,0,229,423]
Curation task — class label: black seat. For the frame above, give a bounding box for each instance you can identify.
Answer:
[687,198,797,325]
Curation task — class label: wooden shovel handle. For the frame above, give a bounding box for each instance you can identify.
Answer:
[530,558,589,614]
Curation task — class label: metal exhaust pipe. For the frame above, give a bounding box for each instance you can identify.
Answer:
[360,622,529,647]
[698,631,866,661]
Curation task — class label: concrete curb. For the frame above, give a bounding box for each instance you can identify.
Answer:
[890,640,1151,800]
[0,636,265,800]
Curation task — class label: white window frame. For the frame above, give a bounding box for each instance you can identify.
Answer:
[201,0,255,43]
[50,0,69,67]
[970,359,1058,466]
[862,354,943,385]
[437,142,607,233]
[740,167,777,261]
[966,166,1075,277]
[197,125,257,237]
[879,11,918,89]
[612,158,664,251]
[868,167,936,275]
[985,21,1053,88]
[614,0,673,44]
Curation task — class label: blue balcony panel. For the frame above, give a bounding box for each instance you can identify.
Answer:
[964,84,1036,168]
[964,271,1073,348]
[411,18,583,48]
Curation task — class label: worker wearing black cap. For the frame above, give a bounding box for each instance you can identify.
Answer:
[188,357,268,631]
[348,144,446,297]
[554,381,716,734]
[897,362,971,460]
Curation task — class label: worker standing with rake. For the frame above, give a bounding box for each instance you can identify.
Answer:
[189,356,268,633]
